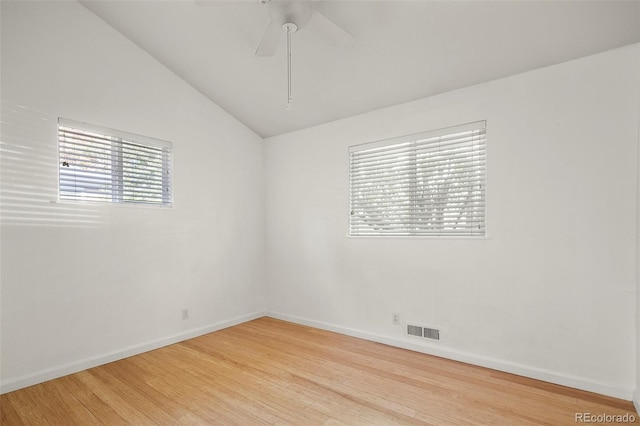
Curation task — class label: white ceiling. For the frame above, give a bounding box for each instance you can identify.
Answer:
[81,0,640,138]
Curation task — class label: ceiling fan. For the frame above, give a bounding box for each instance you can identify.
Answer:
[255,0,354,108]
[197,0,354,109]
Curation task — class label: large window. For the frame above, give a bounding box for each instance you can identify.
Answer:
[58,118,172,206]
[349,121,486,237]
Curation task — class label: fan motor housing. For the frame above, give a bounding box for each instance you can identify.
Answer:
[268,1,313,30]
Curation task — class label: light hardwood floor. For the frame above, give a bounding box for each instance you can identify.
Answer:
[1,317,637,425]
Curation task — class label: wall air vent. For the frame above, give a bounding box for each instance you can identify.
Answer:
[407,323,440,341]
[407,324,423,337]
[423,327,440,340]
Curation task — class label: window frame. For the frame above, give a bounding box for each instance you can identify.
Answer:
[57,118,173,208]
[348,121,487,238]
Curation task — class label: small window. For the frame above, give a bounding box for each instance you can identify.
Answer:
[349,121,486,237]
[58,118,172,206]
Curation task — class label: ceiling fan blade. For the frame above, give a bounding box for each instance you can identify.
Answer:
[310,8,355,45]
[255,19,282,57]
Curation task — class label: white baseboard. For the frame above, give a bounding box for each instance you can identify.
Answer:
[0,311,265,395]
[266,311,633,401]
[633,390,640,415]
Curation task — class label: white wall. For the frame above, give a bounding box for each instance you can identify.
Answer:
[0,1,265,392]
[2,0,639,402]
[636,39,640,412]
[636,6,640,409]
[265,43,640,399]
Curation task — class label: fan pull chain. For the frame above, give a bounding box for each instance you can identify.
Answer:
[284,23,297,110]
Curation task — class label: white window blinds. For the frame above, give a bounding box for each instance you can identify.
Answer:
[349,121,486,237]
[58,118,172,206]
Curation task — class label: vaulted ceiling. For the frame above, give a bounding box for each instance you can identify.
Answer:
[82,0,640,138]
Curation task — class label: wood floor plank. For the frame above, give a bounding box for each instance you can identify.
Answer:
[100,359,208,425]
[0,317,637,425]
[0,393,28,425]
[73,369,156,425]
[41,380,102,425]
[57,374,128,425]
[4,389,51,425]
[88,366,181,425]
[21,381,89,425]
[132,352,253,424]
